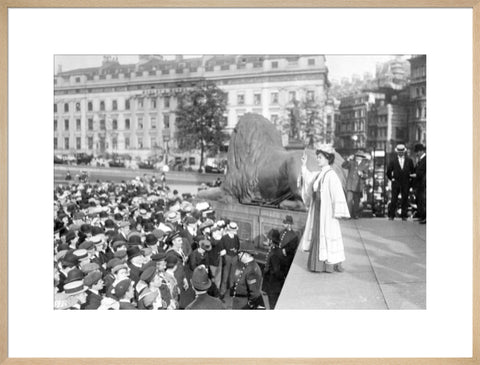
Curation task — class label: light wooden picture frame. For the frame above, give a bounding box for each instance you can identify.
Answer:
[1,1,478,364]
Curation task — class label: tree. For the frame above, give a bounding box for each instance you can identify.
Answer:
[175,82,228,172]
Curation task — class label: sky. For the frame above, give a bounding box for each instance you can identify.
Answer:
[54,54,405,82]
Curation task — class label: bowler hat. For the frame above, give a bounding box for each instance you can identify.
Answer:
[65,269,84,284]
[145,234,158,246]
[104,219,116,229]
[127,246,143,260]
[414,143,426,152]
[128,235,142,246]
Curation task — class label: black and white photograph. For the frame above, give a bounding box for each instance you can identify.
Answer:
[53,54,427,310]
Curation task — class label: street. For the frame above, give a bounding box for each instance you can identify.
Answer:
[54,165,224,194]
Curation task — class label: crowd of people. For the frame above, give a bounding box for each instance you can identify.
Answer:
[54,176,299,310]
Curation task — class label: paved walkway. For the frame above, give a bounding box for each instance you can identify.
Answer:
[276,218,426,310]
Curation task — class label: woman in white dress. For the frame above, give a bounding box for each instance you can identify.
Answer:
[299,146,350,273]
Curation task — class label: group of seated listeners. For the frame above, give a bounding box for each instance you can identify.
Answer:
[54,177,295,310]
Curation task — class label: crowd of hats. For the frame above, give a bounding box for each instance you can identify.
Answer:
[53,176,240,310]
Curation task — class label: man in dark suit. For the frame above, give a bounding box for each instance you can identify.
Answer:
[412,143,426,224]
[279,215,299,273]
[386,144,415,220]
[342,151,370,219]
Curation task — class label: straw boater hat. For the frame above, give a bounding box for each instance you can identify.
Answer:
[395,144,406,152]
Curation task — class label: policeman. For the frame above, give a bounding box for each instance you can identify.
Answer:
[231,248,264,310]
[279,215,299,273]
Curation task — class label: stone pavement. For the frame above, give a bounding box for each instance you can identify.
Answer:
[275,218,426,310]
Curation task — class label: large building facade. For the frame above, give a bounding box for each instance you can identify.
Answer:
[407,55,426,145]
[54,55,331,160]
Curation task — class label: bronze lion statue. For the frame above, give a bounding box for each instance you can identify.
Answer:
[198,113,346,210]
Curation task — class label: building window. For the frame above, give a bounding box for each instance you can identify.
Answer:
[76,119,81,131]
[138,99,143,108]
[254,93,261,105]
[98,101,104,111]
[237,94,245,105]
[151,117,157,129]
[308,58,315,66]
[125,118,130,129]
[64,103,69,112]
[307,90,315,101]
[164,96,170,108]
[112,100,118,111]
[289,91,296,102]
[54,119,57,131]
[112,119,118,130]
[100,119,106,130]
[64,137,70,150]
[163,114,170,128]
[125,99,130,110]
[54,137,58,150]
[76,137,81,150]
[271,92,279,104]
[151,98,157,109]
[112,137,118,150]
[75,102,81,112]
[271,61,278,69]
[138,118,143,129]
[64,119,69,131]
[151,137,156,148]
[137,137,143,149]
[125,137,130,149]
[88,119,93,130]
[54,104,57,113]
[88,101,93,111]
[88,137,93,150]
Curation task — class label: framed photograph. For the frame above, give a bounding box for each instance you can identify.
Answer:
[1,1,478,364]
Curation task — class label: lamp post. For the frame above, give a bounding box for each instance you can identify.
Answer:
[162,129,170,166]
